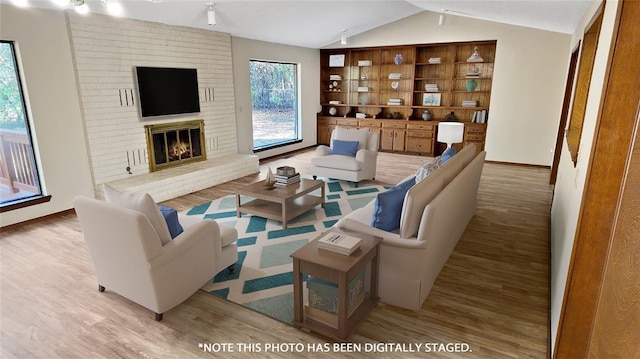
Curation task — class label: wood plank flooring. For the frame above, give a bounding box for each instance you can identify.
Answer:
[0,149,552,358]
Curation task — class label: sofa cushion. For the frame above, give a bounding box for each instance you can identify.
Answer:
[103,184,173,246]
[157,205,184,239]
[332,139,359,157]
[335,126,369,150]
[399,170,445,238]
[416,157,442,183]
[371,177,415,231]
[311,155,363,171]
[441,146,457,163]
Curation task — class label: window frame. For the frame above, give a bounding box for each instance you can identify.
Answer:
[0,40,49,212]
[249,59,302,152]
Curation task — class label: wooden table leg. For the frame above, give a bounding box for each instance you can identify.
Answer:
[337,270,348,339]
[292,259,303,326]
[236,193,241,218]
[282,200,287,229]
[321,181,325,208]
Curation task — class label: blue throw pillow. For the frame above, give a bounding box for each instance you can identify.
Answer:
[371,176,416,231]
[157,205,184,239]
[331,139,359,157]
[441,146,457,164]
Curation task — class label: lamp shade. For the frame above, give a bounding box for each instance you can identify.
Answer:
[437,122,464,147]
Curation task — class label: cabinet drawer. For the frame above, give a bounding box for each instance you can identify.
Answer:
[358,120,382,128]
[407,130,433,138]
[336,119,359,127]
[465,125,486,133]
[465,134,484,141]
[318,117,338,125]
[406,138,433,153]
[382,121,407,129]
[407,123,435,131]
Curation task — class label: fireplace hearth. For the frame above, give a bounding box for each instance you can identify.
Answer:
[145,120,206,172]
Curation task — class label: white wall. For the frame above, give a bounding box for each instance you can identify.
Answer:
[326,11,572,166]
[0,5,94,227]
[550,0,615,352]
[66,13,238,190]
[231,37,320,159]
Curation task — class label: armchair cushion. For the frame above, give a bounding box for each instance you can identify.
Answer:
[103,184,173,246]
[158,205,184,239]
[371,176,415,231]
[335,127,369,150]
[331,139,359,157]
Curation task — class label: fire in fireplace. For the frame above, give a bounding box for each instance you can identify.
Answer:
[145,120,206,172]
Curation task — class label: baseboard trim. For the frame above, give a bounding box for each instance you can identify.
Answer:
[1,208,75,231]
[485,160,551,169]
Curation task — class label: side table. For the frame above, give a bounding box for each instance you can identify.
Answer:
[290,229,381,340]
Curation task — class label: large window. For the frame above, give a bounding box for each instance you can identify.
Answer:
[249,60,300,151]
[0,41,46,211]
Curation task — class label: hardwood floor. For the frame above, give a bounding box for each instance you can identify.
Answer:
[0,149,552,358]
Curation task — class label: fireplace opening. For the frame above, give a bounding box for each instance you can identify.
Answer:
[145,120,206,172]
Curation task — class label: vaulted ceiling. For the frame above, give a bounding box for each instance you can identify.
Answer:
[13,0,596,48]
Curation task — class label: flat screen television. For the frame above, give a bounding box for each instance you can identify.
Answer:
[135,66,200,118]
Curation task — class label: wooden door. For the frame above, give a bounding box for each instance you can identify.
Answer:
[393,129,406,151]
[554,1,640,357]
[380,128,395,150]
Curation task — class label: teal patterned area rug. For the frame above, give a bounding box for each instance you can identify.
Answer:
[182,178,386,325]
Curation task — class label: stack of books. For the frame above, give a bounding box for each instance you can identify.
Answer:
[357,60,372,66]
[329,74,342,81]
[424,83,439,92]
[328,100,341,105]
[357,86,370,92]
[462,100,478,107]
[472,110,488,123]
[428,57,442,64]
[387,98,404,106]
[317,232,362,255]
[388,73,403,79]
[465,71,481,78]
[274,172,300,186]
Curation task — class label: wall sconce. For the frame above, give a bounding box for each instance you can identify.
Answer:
[207,2,216,26]
[341,30,347,45]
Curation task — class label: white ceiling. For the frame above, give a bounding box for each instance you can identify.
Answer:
[10,0,596,48]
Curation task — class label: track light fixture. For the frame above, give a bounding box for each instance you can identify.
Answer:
[207,2,216,26]
[438,10,447,26]
[341,30,347,45]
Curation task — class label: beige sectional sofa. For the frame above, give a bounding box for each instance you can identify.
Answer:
[336,143,486,310]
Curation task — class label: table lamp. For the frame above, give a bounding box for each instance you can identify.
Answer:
[437,122,464,148]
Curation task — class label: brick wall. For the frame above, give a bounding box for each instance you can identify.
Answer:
[67,12,240,193]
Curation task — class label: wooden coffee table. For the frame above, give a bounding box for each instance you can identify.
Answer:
[235,178,325,229]
[291,229,382,340]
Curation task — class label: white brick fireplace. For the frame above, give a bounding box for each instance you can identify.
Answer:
[67,13,258,201]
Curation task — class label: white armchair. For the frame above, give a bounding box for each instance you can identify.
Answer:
[312,127,379,186]
[74,194,238,321]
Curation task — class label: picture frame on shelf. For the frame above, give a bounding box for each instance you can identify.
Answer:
[422,93,441,106]
[329,54,345,67]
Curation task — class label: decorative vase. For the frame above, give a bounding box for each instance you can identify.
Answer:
[466,79,478,92]
[422,110,432,121]
[394,53,403,65]
[329,107,337,116]
[443,111,456,122]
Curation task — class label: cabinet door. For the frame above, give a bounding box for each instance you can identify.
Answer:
[380,128,395,150]
[393,129,406,151]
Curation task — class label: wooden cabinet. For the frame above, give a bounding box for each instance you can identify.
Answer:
[317,117,337,145]
[463,123,487,154]
[318,40,495,155]
[381,122,406,151]
[405,122,435,154]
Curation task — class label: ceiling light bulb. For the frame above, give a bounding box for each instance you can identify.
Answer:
[75,2,89,14]
[106,1,122,16]
[439,10,447,26]
[207,2,216,25]
[341,30,347,45]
